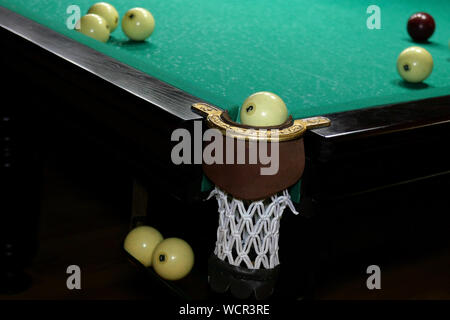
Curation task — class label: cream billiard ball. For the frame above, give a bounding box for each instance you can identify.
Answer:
[77,14,110,43]
[397,46,433,83]
[152,238,194,281]
[122,8,155,41]
[88,2,119,32]
[240,91,288,127]
[123,226,163,267]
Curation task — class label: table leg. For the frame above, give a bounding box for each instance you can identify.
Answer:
[129,179,149,229]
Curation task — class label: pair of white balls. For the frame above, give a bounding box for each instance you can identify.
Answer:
[78,2,155,43]
[123,225,194,281]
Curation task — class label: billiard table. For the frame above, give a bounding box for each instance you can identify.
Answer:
[1,0,450,299]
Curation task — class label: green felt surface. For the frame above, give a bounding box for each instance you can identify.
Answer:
[2,0,449,120]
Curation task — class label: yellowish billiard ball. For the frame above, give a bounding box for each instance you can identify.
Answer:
[122,8,155,41]
[240,91,288,127]
[397,46,433,83]
[78,14,110,43]
[152,238,194,281]
[123,226,163,267]
[88,2,119,32]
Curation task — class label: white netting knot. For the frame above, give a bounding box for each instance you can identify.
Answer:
[208,187,299,270]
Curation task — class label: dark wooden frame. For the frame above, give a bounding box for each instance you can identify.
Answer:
[2,6,450,298]
[2,6,450,199]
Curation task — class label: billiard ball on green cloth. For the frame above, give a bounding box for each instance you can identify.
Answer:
[88,2,119,32]
[397,46,433,83]
[77,14,110,43]
[407,12,435,42]
[240,91,289,127]
[122,8,155,41]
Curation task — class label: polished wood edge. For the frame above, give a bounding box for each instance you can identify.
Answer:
[0,6,202,121]
[313,95,450,140]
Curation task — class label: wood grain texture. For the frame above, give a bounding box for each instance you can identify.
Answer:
[314,95,450,139]
[0,6,204,121]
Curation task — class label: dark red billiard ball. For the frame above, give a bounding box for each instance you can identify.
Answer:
[407,12,435,42]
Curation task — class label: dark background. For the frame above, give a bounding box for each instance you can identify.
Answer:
[0,23,449,300]
[0,126,449,299]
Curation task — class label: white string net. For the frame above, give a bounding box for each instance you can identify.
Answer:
[208,187,299,270]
